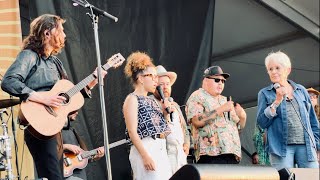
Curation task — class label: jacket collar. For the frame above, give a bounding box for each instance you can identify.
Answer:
[267,80,300,91]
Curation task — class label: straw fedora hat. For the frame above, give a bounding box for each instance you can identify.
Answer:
[307,87,320,95]
[156,65,177,85]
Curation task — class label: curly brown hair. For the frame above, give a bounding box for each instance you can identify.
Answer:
[124,51,155,84]
[315,105,320,122]
[22,14,66,56]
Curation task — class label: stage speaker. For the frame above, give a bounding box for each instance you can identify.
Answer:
[170,164,280,180]
[289,168,319,180]
[278,168,295,180]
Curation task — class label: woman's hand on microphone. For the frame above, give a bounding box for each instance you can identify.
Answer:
[275,86,287,103]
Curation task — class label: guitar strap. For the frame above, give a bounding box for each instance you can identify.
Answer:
[52,57,68,80]
[72,128,88,151]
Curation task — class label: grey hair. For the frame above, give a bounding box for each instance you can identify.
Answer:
[265,51,291,69]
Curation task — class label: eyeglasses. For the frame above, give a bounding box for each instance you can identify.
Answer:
[141,73,158,80]
[206,77,226,83]
[309,93,319,99]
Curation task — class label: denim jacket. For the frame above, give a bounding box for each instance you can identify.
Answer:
[257,80,319,161]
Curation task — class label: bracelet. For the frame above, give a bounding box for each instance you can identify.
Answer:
[270,102,279,110]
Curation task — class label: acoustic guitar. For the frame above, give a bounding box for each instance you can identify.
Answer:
[18,53,125,139]
[63,147,103,177]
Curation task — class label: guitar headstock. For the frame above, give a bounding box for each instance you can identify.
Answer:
[104,53,125,70]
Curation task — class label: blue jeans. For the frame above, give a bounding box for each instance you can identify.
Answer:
[269,144,318,170]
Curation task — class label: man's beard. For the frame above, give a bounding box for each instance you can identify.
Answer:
[163,91,171,98]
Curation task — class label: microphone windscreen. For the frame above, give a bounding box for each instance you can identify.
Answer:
[156,86,165,100]
[273,83,280,89]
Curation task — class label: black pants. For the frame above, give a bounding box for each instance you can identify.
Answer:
[197,154,239,164]
[24,130,64,180]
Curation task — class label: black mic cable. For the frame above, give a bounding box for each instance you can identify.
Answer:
[273,83,315,146]
[168,97,174,122]
[287,98,317,148]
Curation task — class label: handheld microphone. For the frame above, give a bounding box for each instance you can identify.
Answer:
[168,97,174,122]
[273,83,287,100]
[273,83,280,89]
[227,96,231,120]
[156,86,170,113]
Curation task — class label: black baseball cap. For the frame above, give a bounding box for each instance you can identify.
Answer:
[203,66,230,79]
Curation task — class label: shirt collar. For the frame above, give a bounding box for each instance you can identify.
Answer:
[267,79,300,91]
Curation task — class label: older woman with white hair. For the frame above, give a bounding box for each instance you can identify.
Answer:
[256,51,319,170]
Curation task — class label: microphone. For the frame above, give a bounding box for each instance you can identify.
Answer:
[168,97,174,122]
[273,83,287,100]
[227,96,231,120]
[273,83,280,89]
[72,0,118,22]
[156,86,170,113]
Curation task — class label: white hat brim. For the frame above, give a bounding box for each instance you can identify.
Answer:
[157,71,177,85]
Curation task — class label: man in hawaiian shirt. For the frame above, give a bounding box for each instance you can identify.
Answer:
[185,66,246,164]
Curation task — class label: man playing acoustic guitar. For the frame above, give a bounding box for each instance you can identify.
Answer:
[63,112,104,180]
[1,14,107,179]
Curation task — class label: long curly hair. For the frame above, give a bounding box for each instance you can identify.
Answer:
[22,14,65,56]
[315,105,320,121]
[124,51,155,85]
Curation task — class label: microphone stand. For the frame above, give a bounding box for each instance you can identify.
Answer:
[88,10,113,180]
[10,96,20,180]
[72,1,118,179]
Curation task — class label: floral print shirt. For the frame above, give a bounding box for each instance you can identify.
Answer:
[253,126,270,165]
[186,88,241,161]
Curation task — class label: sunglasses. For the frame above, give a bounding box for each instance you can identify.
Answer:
[206,77,226,83]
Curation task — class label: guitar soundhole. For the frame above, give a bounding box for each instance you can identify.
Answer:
[58,93,70,105]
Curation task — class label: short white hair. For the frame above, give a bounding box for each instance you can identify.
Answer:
[265,51,291,69]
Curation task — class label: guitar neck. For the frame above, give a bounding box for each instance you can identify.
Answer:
[66,64,111,97]
[81,149,99,159]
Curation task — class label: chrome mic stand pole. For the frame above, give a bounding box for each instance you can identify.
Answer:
[10,96,20,180]
[71,0,118,179]
[91,14,113,180]
[0,110,14,180]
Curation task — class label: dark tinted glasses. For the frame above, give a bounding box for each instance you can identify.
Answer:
[206,77,226,83]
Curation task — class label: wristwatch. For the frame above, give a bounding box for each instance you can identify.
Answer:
[270,103,279,110]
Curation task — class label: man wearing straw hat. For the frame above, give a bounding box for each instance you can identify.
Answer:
[307,87,320,121]
[152,65,190,174]
[307,87,320,166]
